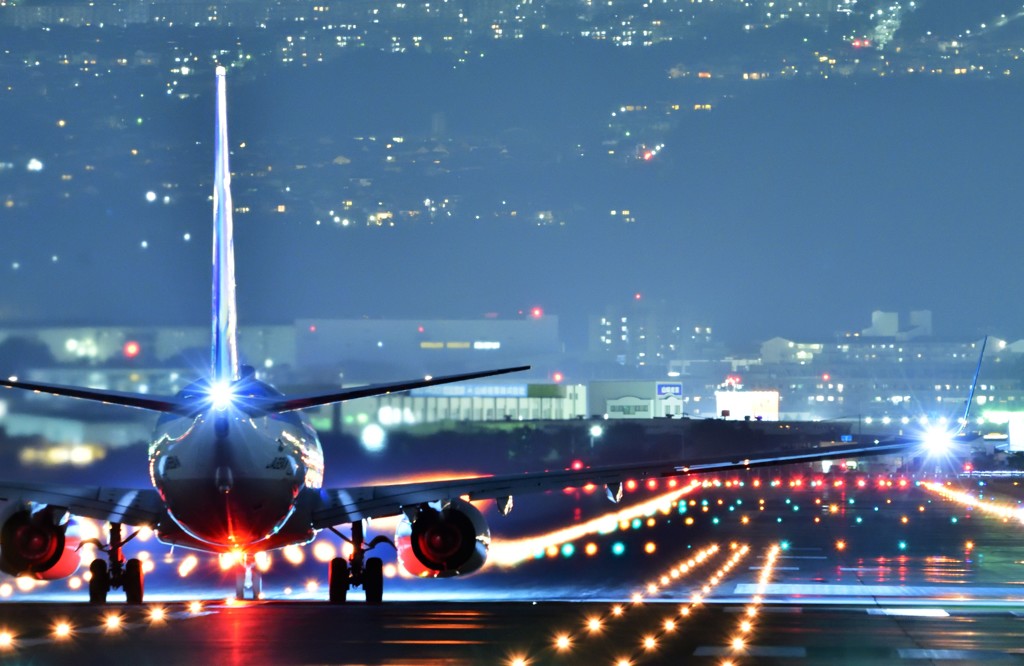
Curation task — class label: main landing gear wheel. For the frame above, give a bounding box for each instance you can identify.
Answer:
[328,558,349,604]
[326,521,395,604]
[364,557,383,604]
[88,559,109,604]
[124,558,144,604]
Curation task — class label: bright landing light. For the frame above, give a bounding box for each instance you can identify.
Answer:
[922,427,955,455]
[209,380,235,410]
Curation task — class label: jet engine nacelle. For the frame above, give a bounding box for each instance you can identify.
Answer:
[0,506,81,580]
[395,498,489,578]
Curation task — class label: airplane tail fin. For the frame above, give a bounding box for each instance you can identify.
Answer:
[211,65,240,384]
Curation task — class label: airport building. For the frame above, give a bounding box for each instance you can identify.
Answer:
[3,310,1024,450]
[338,382,587,431]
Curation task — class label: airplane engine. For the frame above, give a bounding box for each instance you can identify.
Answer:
[395,499,489,578]
[0,507,81,580]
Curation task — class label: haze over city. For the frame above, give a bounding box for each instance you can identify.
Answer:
[0,0,1022,347]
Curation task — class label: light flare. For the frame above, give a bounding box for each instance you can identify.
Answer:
[52,620,72,640]
[178,554,199,578]
[488,481,700,567]
[921,481,1024,523]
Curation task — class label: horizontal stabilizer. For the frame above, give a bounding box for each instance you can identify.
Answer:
[251,365,531,414]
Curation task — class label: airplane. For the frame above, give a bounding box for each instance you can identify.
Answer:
[0,67,926,605]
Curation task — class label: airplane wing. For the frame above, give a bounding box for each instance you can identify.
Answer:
[0,483,165,526]
[251,365,531,414]
[1,365,531,416]
[0,377,187,414]
[311,438,914,528]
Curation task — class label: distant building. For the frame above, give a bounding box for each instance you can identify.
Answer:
[587,295,716,373]
[860,310,933,340]
[296,315,561,379]
[587,381,687,419]
[336,382,587,432]
[715,390,780,421]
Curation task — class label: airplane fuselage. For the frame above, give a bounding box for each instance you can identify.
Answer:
[148,377,324,553]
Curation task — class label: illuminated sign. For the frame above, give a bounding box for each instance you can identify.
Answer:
[411,384,528,398]
[657,383,683,397]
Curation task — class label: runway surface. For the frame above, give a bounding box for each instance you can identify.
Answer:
[2,471,1024,664]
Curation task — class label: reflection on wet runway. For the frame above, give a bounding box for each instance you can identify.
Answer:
[2,473,1024,663]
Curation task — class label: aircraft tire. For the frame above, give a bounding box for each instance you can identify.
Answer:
[364,557,383,604]
[328,557,348,603]
[124,558,144,604]
[235,568,246,600]
[89,559,109,604]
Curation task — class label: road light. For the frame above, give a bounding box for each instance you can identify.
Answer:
[589,424,603,449]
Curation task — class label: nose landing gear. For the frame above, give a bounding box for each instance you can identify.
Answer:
[234,555,263,600]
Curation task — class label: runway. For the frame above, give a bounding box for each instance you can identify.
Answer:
[2,471,1024,664]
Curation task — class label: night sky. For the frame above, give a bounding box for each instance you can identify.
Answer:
[1,2,1023,348]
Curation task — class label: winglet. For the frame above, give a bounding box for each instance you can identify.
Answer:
[212,65,240,384]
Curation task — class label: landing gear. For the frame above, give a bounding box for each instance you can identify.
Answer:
[234,557,263,600]
[364,557,383,604]
[328,558,348,603]
[88,559,108,604]
[82,522,143,605]
[327,521,394,604]
[124,558,144,604]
